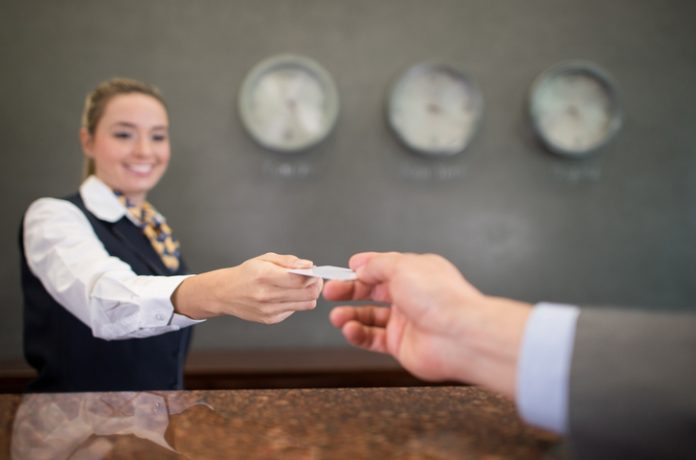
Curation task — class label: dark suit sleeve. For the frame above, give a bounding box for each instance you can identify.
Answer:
[568,307,696,459]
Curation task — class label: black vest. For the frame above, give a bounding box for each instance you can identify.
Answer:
[20,193,192,392]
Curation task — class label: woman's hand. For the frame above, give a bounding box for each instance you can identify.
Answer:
[172,253,322,324]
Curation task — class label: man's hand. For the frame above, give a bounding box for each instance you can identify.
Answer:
[324,252,531,399]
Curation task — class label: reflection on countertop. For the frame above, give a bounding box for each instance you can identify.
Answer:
[11,391,207,459]
[3,386,559,459]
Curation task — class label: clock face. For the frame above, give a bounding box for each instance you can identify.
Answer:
[529,61,622,157]
[239,55,339,152]
[388,62,484,156]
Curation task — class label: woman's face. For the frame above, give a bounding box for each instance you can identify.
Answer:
[82,93,170,204]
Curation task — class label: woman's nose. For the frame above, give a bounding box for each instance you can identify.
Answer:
[133,136,154,157]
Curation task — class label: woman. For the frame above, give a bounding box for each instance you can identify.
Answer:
[20,78,322,392]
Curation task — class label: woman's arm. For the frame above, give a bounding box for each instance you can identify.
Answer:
[171,253,321,324]
[23,198,320,340]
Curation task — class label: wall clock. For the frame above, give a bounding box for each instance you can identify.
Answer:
[387,62,484,156]
[239,54,340,152]
[529,60,622,157]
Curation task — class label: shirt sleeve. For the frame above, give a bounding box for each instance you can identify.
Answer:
[516,302,580,434]
[23,197,204,341]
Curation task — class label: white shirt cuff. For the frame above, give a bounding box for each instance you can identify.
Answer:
[517,302,580,434]
[138,274,206,328]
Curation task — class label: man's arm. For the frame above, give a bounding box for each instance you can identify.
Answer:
[568,307,696,459]
[324,251,696,458]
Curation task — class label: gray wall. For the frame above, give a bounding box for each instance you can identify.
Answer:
[2,0,695,362]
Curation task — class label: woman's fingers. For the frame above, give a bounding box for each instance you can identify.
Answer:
[251,282,322,303]
[276,273,323,289]
[247,255,324,289]
[258,252,313,269]
[249,299,318,324]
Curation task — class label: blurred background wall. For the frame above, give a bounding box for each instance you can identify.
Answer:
[1,0,695,363]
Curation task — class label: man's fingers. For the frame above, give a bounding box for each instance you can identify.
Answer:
[348,252,380,271]
[329,306,390,328]
[323,279,383,302]
[341,321,388,354]
[329,306,352,327]
[323,280,355,301]
[352,252,403,285]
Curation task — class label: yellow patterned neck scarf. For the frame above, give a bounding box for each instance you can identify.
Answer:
[115,192,181,271]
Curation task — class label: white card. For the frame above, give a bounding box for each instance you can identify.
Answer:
[287,265,357,281]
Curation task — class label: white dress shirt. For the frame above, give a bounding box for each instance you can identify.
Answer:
[23,175,202,341]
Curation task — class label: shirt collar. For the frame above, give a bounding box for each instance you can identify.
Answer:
[80,175,167,225]
[79,175,135,224]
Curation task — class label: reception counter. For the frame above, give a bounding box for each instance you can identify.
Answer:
[0,386,559,459]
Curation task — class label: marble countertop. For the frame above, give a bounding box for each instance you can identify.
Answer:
[0,386,559,459]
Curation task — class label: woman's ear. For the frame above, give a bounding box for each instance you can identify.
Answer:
[80,127,93,157]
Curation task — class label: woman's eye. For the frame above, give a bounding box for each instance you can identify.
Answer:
[113,131,132,140]
[152,134,168,142]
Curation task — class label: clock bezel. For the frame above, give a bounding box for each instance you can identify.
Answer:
[386,61,485,157]
[528,60,622,158]
[238,54,340,153]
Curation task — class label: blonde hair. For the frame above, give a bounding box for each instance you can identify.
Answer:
[81,78,167,179]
